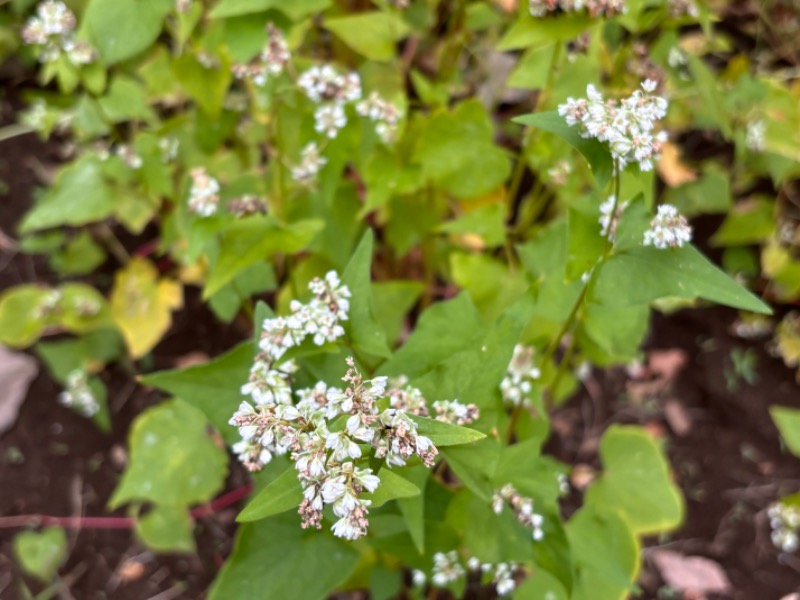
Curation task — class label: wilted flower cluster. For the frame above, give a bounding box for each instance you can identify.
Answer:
[22,1,95,65]
[58,370,99,417]
[187,167,220,217]
[386,378,480,426]
[356,92,402,143]
[643,204,692,249]
[232,24,290,87]
[492,483,545,541]
[432,400,480,426]
[768,502,800,553]
[412,553,520,596]
[291,142,327,185]
[529,0,626,18]
[558,80,668,171]
[115,145,142,170]
[599,195,629,239]
[500,344,541,407]
[227,195,267,218]
[34,289,62,319]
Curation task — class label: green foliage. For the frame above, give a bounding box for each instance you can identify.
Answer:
[13,527,68,582]
[771,406,800,459]
[110,399,228,508]
[7,0,794,596]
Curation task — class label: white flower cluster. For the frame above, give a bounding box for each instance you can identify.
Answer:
[492,483,545,541]
[58,370,99,417]
[356,92,402,143]
[291,142,327,186]
[746,119,766,152]
[115,145,142,169]
[529,0,626,18]
[232,23,290,87]
[668,0,698,18]
[769,502,800,553]
[387,378,480,426]
[159,137,180,163]
[412,553,519,596]
[643,204,692,249]
[558,80,668,172]
[188,167,220,217]
[599,195,629,239]
[34,289,62,319]
[432,399,480,426]
[230,356,439,540]
[22,1,95,65]
[500,344,541,407]
[259,271,351,358]
[298,65,361,139]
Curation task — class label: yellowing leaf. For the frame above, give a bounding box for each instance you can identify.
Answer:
[110,258,183,358]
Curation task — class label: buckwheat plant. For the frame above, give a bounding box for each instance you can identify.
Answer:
[22,0,95,65]
[768,501,800,553]
[58,369,99,417]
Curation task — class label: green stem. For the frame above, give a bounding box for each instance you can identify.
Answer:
[505,160,620,442]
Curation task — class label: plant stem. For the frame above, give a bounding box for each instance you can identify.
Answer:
[96,223,131,265]
[0,484,253,530]
[505,160,620,442]
[0,123,35,143]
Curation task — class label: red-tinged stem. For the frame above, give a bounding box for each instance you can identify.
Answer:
[0,484,253,530]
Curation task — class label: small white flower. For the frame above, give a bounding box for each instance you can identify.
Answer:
[188,167,220,217]
[314,104,347,138]
[643,204,692,249]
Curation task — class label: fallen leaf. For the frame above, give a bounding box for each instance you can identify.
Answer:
[650,550,731,595]
[657,141,698,188]
[173,351,209,369]
[648,348,688,381]
[0,346,38,435]
[664,399,692,436]
[118,558,146,582]
[570,464,596,490]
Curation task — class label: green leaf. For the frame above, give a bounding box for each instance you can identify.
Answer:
[566,507,639,600]
[380,293,483,378]
[97,76,155,123]
[365,469,421,508]
[49,231,106,276]
[237,465,303,522]
[136,504,195,552]
[83,0,173,65]
[514,568,569,600]
[341,230,393,359]
[210,0,331,20]
[208,514,359,600]
[324,12,410,61]
[770,406,800,459]
[498,13,592,50]
[711,198,774,246]
[397,465,430,553]
[442,438,501,501]
[664,165,731,217]
[686,55,732,138]
[513,111,613,190]
[13,527,67,582]
[412,416,486,447]
[19,156,115,233]
[372,281,425,347]
[204,218,324,299]
[172,53,232,117]
[438,204,508,249]
[140,342,254,445]
[585,425,683,535]
[109,399,228,509]
[592,244,772,314]
[414,100,511,199]
[566,205,605,281]
[0,285,52,347]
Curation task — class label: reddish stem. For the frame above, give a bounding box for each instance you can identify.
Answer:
[0,484,253,530]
